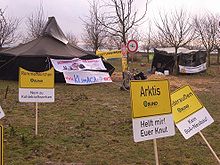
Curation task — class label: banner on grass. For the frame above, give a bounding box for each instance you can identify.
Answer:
[51,58,106,72]
[179,62,207,73]
[63,71,112,85]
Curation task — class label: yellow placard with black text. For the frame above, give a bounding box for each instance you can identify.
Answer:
[122,57,128,72]
[19,67,54,88]
[130,80,171,118]
[171,85,203,123]
[96,50,122,59]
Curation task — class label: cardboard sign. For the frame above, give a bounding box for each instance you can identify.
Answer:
[19,68,55,102]
[171,85,214,139]
[19,88,55,102]
[0,107,5,120]
[171,85,203,123]
[131,80,175,142]
[132,114,175,142]
[19,67,54,88]
[130,80,172,118]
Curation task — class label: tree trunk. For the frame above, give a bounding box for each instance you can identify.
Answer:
[174,47,179,74]
[207,50,211,67]
[147,48,150,63]
[217,48,220,65]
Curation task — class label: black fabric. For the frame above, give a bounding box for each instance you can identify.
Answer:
[152,48,206,74]
[151,48,175,73]
[179,51,206,67]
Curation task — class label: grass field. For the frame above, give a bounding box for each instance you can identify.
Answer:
[0,59,219,165]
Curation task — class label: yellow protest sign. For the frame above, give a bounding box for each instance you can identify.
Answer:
[96,50,122,59]
[0,125,3,165]
[130,80,171,118]
[171,85,203,123]
[19,67,54,88]
[122,57,128,72]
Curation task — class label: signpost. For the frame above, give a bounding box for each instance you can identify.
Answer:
[121,43,128,73]
[171,85,220,163]
[131,80,175,164]
[19,67,55,135]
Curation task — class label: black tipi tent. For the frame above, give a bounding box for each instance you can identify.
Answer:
[0,17,114,81]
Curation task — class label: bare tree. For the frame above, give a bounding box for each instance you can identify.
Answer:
[104,35,121,50]
[155,9,195,73]
[139,23,153,63]
[100,0,149,45]
[66,32,78,46]
[214,15,220,65]
[194,13,219,67]
[0,8,20,47]
[81,0,107,52]
[25,4,47,41]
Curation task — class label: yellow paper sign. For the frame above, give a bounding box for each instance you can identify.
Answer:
[171,85,203,123]
[96,50,122,59]
[19,67,54,88]
[130,80,171,118]
[0,125,3,165]
[122,57,128,72]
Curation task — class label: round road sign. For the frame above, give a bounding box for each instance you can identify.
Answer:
[127,40,138,53]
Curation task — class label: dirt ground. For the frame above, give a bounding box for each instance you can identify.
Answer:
[111,65,220,93]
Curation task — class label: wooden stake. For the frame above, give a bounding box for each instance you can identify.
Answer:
[153,139,159,165]
[199,131,220,164]
[4,85,9,99]
[35,102,38,136]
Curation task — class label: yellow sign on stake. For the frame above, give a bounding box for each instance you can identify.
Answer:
[130,80,171,118]
[19,67,54,88]
[171,85,203,123]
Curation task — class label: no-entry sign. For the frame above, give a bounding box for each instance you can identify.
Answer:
[127,40,138,53]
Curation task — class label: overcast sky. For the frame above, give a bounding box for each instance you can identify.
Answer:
[1,0,220,39]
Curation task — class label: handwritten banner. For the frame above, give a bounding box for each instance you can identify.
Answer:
[50,58,106,72]
[63,71,112,85]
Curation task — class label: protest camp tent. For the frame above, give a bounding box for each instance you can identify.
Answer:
[0,17,114,81]
[152,47,207,74]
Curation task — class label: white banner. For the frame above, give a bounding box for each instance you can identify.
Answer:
[176,107,214,139]
[132,114,175,142]
[19,88,55,102]
[179,62,207,73]
[51,58,106,72]
[63,71,112,85]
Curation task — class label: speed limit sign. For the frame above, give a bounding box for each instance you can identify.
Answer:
[127,40,138,53]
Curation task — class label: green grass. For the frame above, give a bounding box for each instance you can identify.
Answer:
[0,62,219,164]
